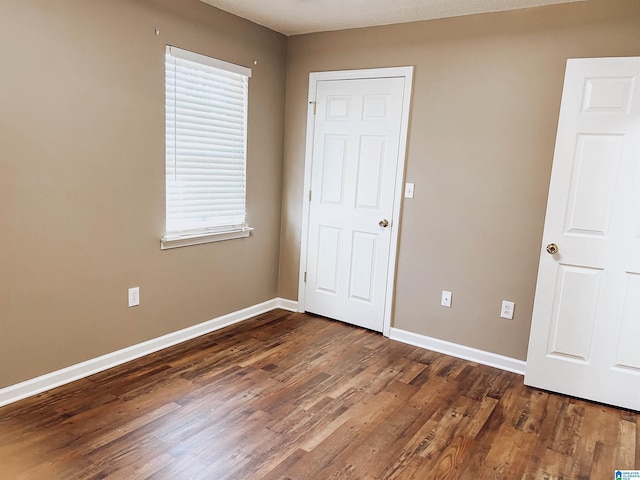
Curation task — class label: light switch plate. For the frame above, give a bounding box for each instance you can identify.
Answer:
[405,183,415,199]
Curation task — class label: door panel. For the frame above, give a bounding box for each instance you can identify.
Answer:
[321,135,348,205]
[356,136,385,209]
[547,264,601,363]
[582,76,634,113]
[349,231,377,303]
[304,77,406,332]
[564,134,622,235]
[363,94,390,119]
[326,96,351,120]
[316,226,341,294]
[525,57,640,411]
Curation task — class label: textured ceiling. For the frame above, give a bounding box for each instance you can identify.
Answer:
[199,0,585,35]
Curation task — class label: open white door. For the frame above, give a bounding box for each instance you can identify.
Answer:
[299,69,413,333]
[525,57,640,411]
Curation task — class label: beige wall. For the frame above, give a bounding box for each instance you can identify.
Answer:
[279,0,640,360]
[0,0,287,388]
[3,0,640,391]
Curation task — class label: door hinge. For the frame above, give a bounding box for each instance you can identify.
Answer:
[304,272,307,283]
[309,101,317,115]
[308,190,312,202]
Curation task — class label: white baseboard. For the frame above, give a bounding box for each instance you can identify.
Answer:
[0,297,298,408]
[389,327,526,375]
[275,297,299,312]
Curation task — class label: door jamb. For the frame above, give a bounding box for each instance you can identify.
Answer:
[297,67,414,337]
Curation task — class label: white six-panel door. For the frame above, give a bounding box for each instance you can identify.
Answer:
[303,76,407,332]
[525,57,640,411]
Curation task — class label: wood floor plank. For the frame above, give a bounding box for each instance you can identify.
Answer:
[430,434,475,480]
[616,418,637,471]
[518,393,565,480]
[566,401,601,479]
[590,441,616,480]
[0,310,637,479]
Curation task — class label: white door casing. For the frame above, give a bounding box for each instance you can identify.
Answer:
[298,68,413,335]
[525,57,640,411]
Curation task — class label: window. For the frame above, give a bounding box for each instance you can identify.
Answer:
[162,46,252,250]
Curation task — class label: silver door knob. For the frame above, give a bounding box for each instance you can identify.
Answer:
[546,243,559,255]
[379,219,389,228]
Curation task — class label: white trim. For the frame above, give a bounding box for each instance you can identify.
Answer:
[389,328,526,375]
[383,68,413,337]
[297,66,415,334]
[166,45,252,77]
[0,297,298,408]
[161,226,254,250]
[276,298,299,312]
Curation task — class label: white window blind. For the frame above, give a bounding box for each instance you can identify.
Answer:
[164,46,252,243]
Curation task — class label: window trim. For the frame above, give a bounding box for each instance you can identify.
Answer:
[166,46,252,78]
[161,226,254,250]
[161,45,253,250]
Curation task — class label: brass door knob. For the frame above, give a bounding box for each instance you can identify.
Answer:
[379,219,389,228]
[546,243,559,255]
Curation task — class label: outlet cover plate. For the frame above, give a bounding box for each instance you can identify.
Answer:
[128,287,140,307]
[501,300,514,319]
[441,290,452,308]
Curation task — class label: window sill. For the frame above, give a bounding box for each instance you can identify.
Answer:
[161,226,254,250]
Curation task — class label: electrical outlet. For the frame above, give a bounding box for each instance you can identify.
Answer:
[441,290,452,308]
[128,287,140,307]
[501,300,515,320]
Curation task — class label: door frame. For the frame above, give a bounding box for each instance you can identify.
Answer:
[297,67,414,337]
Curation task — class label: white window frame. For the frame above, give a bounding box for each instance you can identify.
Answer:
[161,46,253,250]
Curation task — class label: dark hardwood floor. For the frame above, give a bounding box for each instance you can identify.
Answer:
[0,309,637,479]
